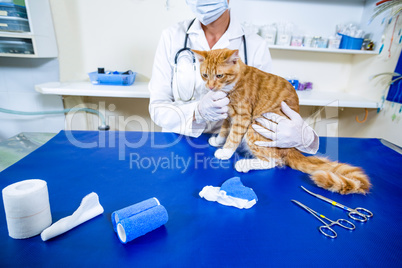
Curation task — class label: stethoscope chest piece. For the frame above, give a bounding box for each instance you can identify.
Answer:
[173,48,197,102]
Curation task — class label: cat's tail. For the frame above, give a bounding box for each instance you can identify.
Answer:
[285,149,370,194]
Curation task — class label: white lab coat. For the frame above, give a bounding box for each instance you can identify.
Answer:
[149,13,272,137]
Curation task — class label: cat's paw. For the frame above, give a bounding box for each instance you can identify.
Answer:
[208,135,226,147]
[235,158,277,173]
[214,148,235,160]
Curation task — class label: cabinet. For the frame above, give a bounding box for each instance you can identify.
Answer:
[0,0,57,58]
[268,45,377,55]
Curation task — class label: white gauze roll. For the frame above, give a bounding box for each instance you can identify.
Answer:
[2,179,52,239]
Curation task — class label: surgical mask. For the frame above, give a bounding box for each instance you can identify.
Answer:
[186,0,228,25]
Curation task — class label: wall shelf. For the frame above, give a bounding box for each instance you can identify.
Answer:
[35,81,151,99]
[0,52,37,58]
[35,81,379,109]
[268,45,378,55]
[0,32,33,38]
[297,90,378,108]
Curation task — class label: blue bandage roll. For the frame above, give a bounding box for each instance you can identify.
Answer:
[111,197,159,232]
[116,205,168,244]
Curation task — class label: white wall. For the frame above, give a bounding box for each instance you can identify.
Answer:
[0,58,64,141]
[231,0,365,38]
[50,0,192,82]
[340,18,402,145]
[49,0,191,132]
[48,0,402,146]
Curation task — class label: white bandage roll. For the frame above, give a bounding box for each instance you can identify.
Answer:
[2,179,52,239]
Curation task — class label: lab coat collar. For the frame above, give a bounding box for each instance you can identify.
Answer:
[225,10,245,41]
[187,17,204,35]
[187,9,245,44]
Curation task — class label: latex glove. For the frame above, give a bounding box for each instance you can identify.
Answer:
[252,101,318,153]
[196,91,229,122]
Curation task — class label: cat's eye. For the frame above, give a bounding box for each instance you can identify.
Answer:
[216,74,224,79]
[202,73,208,78]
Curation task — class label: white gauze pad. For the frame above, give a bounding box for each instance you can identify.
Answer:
[2,179,52,239]
[41,192,104,241]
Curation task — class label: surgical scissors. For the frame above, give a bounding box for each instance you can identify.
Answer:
[291,200,355,238]
[301,186,374,222]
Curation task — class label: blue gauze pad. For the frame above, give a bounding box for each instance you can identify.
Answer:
[116,205,168,244]
[220,177,258,202]
[199,177,258,209]
[111,197,159,232]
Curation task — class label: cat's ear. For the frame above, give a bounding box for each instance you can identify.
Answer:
[192,50,207,63]
[225,49,240,65]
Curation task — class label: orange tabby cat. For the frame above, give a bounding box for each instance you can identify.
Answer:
[192,48,370,194]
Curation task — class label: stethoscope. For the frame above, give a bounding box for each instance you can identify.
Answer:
[173,18,248,102]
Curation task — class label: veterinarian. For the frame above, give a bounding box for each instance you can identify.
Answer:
[149,0,319,154]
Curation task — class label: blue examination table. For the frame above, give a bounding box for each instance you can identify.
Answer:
[0,131,401,267]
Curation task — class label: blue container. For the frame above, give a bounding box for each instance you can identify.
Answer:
[88,70,136,86]
[287,79,299,90]
[338,34,364,50]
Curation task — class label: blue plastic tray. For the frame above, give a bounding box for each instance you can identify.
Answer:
[88,71,136,86]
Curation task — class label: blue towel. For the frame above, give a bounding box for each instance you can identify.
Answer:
[220,177,258,202]
[111,197,159,232]
[116,205,168,244]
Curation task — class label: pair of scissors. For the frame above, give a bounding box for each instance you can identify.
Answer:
[291,200,355,238]
[301,186,374,222]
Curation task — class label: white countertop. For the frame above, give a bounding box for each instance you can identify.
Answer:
[35,81,151,98]
[35,81,379,109]
[296,90,378,108]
